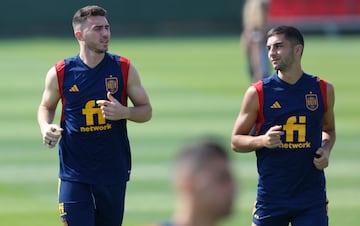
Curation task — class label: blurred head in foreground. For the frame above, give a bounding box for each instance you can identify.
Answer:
[170,139,236,226]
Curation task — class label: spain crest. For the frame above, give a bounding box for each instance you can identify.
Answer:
[105,75,118,94]
[305,92,318,111]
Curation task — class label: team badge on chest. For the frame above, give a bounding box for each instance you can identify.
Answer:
[305,92,319,111]
[105,75,118,94]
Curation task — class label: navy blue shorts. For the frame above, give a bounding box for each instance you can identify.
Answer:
[58,179,127,226]
[252,200,329,226]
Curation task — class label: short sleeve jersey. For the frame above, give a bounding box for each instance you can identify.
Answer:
[253,72,328,207]
[55,53,131,185]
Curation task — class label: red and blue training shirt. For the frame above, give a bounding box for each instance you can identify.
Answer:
[55,53,131,185]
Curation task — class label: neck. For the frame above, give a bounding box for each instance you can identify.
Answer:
[79,47,105,68]
[277,65,303,84]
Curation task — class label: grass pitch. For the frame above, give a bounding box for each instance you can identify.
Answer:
[0,35,359,226]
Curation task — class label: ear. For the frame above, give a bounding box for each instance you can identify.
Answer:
[175,173,194,193]
[74,31,83,41]
[295,44,303,56]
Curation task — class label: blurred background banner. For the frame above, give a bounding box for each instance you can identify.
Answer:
[1,0,359,38]
[0,0,243,37]
[268,0,360,34]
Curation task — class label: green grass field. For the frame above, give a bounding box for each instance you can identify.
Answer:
[0,35,359,226]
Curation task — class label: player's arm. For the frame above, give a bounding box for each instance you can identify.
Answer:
[231,86,283,153]
[37,66,63,148]
[314,82,336,170]
[96,63,152,122]
[125,63,152,122]
[231,86,260,152]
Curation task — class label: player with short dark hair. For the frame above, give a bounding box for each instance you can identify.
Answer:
[37,5,152,226]
[231,25,336,226]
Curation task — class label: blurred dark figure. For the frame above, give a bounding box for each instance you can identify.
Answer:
[241,0,271,82]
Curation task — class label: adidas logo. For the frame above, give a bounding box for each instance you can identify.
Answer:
[270,101,281,108]
[69,85,79,92]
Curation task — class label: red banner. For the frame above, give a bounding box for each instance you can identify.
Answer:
[269,0,360,18]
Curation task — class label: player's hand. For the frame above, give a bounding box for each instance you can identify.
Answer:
[313,147,330,170]
[43,124,63,149]
[262,125,284,149]
[96,92,130,121]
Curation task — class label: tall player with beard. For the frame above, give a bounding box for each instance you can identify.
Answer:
[37,5,152,226]
[231,26,335,226]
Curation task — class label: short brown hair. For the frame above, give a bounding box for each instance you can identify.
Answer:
[72,5,107,31]
[267,25,304,47]
[174,138,229,173]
